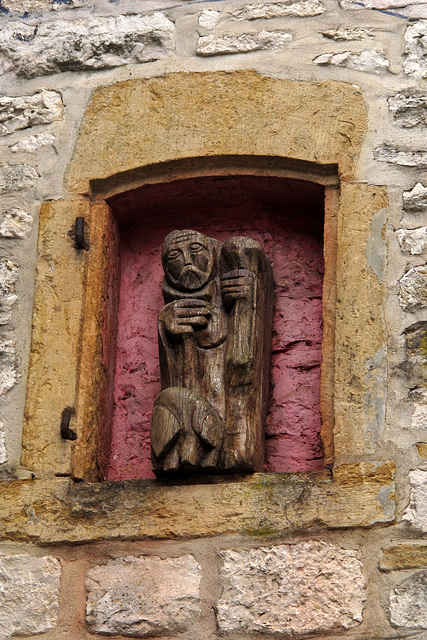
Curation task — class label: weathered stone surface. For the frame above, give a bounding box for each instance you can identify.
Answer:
[0,340,18,396]
[412,403,427,429]
[0,422,6,465]
[417,442,427,458]
[404,20,427,79]
[397,227,427,255]
[389,92,427,128]
[0,208,33,238]
[232,0,324,19]
[198,10,220,28]
[0,90,63,136]
[380,544,427,571]
[343,0,427,8]
[313,50,389,73]
[390,571,427,628]
[403,469,427,532]
[10,132,54,153]
[404,183,427,213]
[86,555,201,636]
[217,541,366,635]
[0,13,175,78]
[374,146,427,167]
[0,164,38,194]
[405,325,427,393]
[0,260,18,325]
[197,31,292,56]
[0,0,83,13]
[321,26,373,40]
[399,266,427,312]
[0,555,61,640]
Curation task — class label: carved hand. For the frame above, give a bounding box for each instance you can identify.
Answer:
[161,299,211,336]
[221,269,254,308]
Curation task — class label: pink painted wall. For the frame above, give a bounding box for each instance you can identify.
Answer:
[107,177,324,480]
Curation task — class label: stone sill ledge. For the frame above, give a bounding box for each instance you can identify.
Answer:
[0,462,395,544]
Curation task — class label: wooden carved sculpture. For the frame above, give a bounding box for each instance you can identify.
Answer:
[151,229,273,477]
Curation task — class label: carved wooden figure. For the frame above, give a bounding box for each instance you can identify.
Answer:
[151,229,273,477]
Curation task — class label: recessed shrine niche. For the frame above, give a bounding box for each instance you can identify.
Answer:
[105,174,326,481]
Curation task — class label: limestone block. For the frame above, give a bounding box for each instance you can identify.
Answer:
[232,0,324,19]
[374,146,427,167]
[0,90,63,136]
[403,469,427,532]
[217,541,366,635]
[389,92,427,128]
[10,133,54,153]
[0,260,18,325]
[321,26,373,40]
[404,20,427,78]
[0,13,175,78]
[412,403,427,429]
[0,340,18,395]
[198,10,220,28]
[380,544,427,571]
[313,50,389,73]
[0,208,33,238]
[397,227,427,255]
[0,164,38,194]
[0,555,61,640]
[404,183,427,213]
[0,0,83,13]
[417,442,427,457]
[86,555,201,636]
[399,266,427,312]
[197,31,292,55]
[390,571,427,628]
[0,421,6,465]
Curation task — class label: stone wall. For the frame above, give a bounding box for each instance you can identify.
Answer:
[0,0,427,639]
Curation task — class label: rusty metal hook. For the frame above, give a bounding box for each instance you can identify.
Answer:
[75,216,87,250]
[60,408,77,441]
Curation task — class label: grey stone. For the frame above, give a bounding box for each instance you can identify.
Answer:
[374,146,427,167]
[0,260,18,325]
[0,555,61,640]
[403,470,427,533]
[0,164,39,194]
[397,228,427,255]
[0,0,83,14]
[0,90,63,136]
[0,208,33,238]
[86,554,202,636]
[313,50,389,73]
[0,340,18,396]
[0,13,175,78]
[403,183,427,213]
[197,31,292,56]
[321,26,373,40]
[10,133,55,153]
[388,92,427,128]
[404,20,427,78]
[390,571,427,628]
[217,541,366,635]
[399,266,427,312]
[232,0,324,19]
[0,421,6,465]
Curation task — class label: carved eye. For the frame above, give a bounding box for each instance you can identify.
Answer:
[190,243,204,253]
[167,249,181,260]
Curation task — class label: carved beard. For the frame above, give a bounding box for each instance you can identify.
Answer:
[176,266,208,291]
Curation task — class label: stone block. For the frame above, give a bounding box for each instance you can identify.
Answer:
[217,541,366,635]
[380,544,427,571]
[399,267,427,312]
[0,90,63,136]
[404,20,427,79]
[198,10,220,29]
[374,146,427,167]
[0,164,38,194]
[0,555,61,640]
[390,571,427,627]
[404,324,427,390]
[396,227,427,255]
[0,421,6,465]
[417,442,427,458]
[10,133,54,153]
[0,13,175,78]
[321,26,373,40]
[197,31,292,56]
[389,92,427,128]
[0,208,33,238]
[403,469,427,532]
[313,50,389,73]
[403,183,427,214]
[232,0,324,18]
[86,554,201,636]
[0,340,18,396]
[0,260,18,325]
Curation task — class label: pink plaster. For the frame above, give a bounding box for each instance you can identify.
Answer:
[106,177,324,480]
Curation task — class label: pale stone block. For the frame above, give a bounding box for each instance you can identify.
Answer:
[10,133,55,153]
[217,541,366,635]
[0,340,18,395]
[404,20,427,78]
[0,208,33,238]
[0,13,175,78]
[374,146,427,167]
[232,0,324,19]
[403,183,427,213]
[396,227,427,254]
[0,164,39,194]
[412,403,427,429]
[403,469,427,532]
[399,266,427,312]
[313,50,389,73]
[198,10,220,29]
[390,570,427,627]
[0,90,63,136]
[0,555,61,640]
[321,26,373,40]
[380,544,427,571]
[388,92,427,128]
[197,31,292,56]
[0,260,18,325]
[0,421,6,465]
[86,554,202,636]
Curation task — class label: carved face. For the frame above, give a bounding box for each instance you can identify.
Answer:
[162,230,214,291]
